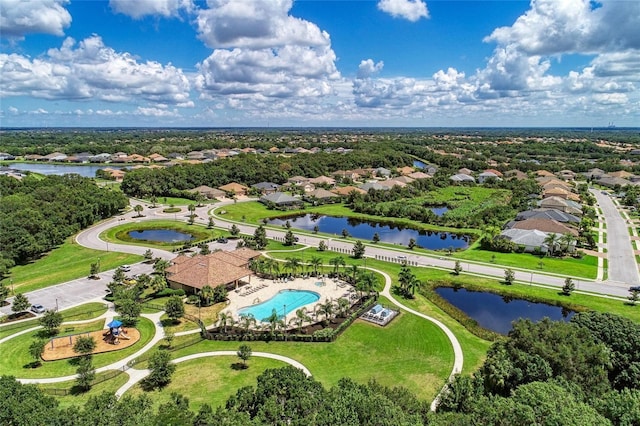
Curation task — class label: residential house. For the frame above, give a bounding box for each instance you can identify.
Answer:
[397,166,415,176]
[505,169,528,180]
[219,182,249,196]
[308,175,336,187]
[515,209,580,224]
[331,186,367,196]
[499,229,550,253]
[478,171,502,184]
[539,196,582,215]
[374,167,392,178]
[484,169,503,178]
[557,170,576,180]
[449,173,476,183]
[251,182,281,195]
[43,152,68,162]
[287,176,309,186]
[149,153,169,162]
[506,218,579,237]
[359,181,390,192]
[542,187,581,202]
[259,192,304,208]
[190,185,225,199]
[597,176,635,188]
[304,188,339,204]
[408,171,431,180]
[458,168,474,176]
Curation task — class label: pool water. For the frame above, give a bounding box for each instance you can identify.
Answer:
[238,289,320,322]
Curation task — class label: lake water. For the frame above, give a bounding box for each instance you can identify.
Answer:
[267,214,469,250]
[435,287,574,334]
[7,162,125,178]
[128,229,194,243]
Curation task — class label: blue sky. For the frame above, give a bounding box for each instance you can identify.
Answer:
[1,0,639,127]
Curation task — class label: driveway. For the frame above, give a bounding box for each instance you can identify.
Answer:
[591,189,640,286]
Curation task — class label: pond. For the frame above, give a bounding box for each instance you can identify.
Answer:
[267,214,469,250]
[430,206,449,216]
[128,229,194,243]
[435,287,574,334]
[7,162,126,177]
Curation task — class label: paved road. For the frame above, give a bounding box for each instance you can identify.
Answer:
[207,203,632,299]
[591,189,640,286]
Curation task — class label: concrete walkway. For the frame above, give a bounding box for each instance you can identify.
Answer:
[375,267,463,411]
[115,351,312,397]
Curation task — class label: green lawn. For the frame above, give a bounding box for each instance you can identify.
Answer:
[101,220,219,250]
[126,357,290,411]
[0,317,155,378]
[133,309,454,402]
[0,302,109,341]
[1,238,142,294]
[453,245,598,279]
[39,370,129,409]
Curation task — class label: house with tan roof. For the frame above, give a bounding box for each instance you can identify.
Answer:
[458,168,474,176]
[536,170,555,177]
[543,187,580,201]
[506,218,579,237]
[219,182,249,196]
[149,153,169,162]
[190,185,225,199]
[483,169,503,177]
[505,169,528,180]
[609,170,634,179]
[539,196,582,215]
[331,186,366,196]
[308,175,336,186]
[397,166,415,175]
[408,171,431,180]
[166,248,260,294]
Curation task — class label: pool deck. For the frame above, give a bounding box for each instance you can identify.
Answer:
[223,276,356,324]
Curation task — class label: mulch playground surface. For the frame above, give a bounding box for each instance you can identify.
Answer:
[42,328,141,361]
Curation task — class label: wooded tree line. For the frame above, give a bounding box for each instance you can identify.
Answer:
[3,312,638,425]
[0,175,128,277]
[121,150,412,198]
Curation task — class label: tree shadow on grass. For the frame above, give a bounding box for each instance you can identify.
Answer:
[231,362,248,371]
[23,361,41,369]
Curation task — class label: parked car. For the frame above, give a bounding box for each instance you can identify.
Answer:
[217,237,228,244]
[30,304,45,314]
[120,265,131,272]
[630,286,640,292]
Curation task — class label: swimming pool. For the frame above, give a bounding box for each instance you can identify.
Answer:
[238,289,320,322]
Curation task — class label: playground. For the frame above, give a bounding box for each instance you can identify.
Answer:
[41,327,141,361]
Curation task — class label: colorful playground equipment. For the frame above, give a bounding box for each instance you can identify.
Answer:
[104,319,130,344]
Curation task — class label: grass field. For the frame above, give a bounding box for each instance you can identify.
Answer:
[126,356,290,411]
[101,220,219,250]
[131,308,455,403]
[1,239,142,294]
[453,245,598,279]
[0,317,154,378]
[0,302,109,341]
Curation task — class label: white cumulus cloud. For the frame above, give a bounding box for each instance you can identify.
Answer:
[0,0,71,38]
[0,35,192,106]
[377,0,429,22]
[109,0,194,19]
[357,59,384,79]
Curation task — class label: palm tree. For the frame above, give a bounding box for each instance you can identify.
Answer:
[285,257,302,277]
[544,233,560,257]
[151,275,167,293]
[349,264,359,285]
[290,308,310,334]
[321,299,335,323]
[153,259,169,275]
[218,312,231,333]
[199,285,214,306]
[239,314,256,337]
[265,309,280,337]
[309,256,322,276]
[405,276,420,298]
[559,233,576,255]
[271,261,282,279]
[329,256,345,278]
[336,298,350,317]
[357,271,376,297]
